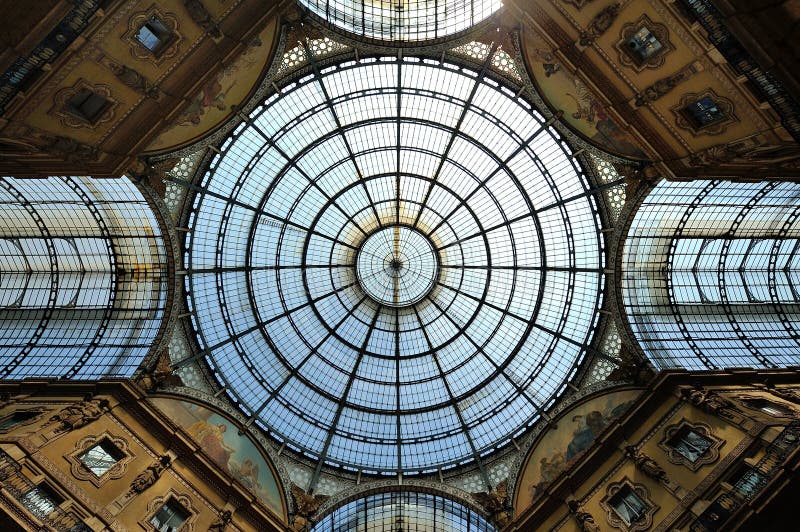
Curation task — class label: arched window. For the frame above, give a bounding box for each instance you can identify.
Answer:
[298,0,502,43]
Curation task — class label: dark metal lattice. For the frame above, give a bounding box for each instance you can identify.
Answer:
[300,0,502,43]
[311,490,496,531]
[0,176,168,379]
[185,56,605,475]
[622,179,800,370]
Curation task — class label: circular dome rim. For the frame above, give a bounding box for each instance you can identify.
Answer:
[185,54,605,474]
[298,1,505,49]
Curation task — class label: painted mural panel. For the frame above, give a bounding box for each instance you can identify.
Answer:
[145,18,279,152]
[150,397,284,517]
[522,29,646,160]
[514,389,641,515]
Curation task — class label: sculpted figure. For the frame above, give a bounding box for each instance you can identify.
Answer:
[625,445,668,482]
[130,456,171,494]
[209,509,232,531]
[290,484,329,532]
[473,480,511,528]
[49,399,109,431]
[568,500,601,532]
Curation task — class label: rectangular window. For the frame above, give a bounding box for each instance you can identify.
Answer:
[79,439,124,476]
[626,27,663,62]
[0,410,39,431]
[684,96,725,127]
[609,485,649,526]
[135,16,173,55]
[668,426,712,462]
[65,89,110,123]
[151,498,190,532]
[20,482,63,520]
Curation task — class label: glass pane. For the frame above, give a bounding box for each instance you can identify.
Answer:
[79,440,122,476]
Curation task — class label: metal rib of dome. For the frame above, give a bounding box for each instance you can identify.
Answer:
[299,0,502,43]
[186,56,604,474]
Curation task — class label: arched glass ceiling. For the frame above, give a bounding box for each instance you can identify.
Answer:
[312,491,496,531]
[186,56,604,474]
[623,179,800,370]
[0,176,168,379]
[299,0,502,43]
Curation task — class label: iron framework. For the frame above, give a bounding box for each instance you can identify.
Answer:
[184,55,607,476]
[622,179,800,370]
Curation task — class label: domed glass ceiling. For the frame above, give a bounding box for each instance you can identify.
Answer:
[299,0,502,42]
[186,56,604,474]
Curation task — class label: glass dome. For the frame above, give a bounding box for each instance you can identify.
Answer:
[299,0,503,43]
[312,490,496,531]
[186,56,604,474]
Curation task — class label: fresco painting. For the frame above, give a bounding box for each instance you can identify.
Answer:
[515,389,641,515]
[150,397,284,516]
[146,19,278,152]
[523,31,647,159]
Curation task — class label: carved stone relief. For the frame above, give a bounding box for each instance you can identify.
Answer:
[562,0,596,8]
[45,398,110,432]
[579,3,622,46]
[568,500,601,531]
[130,455,171,494]
[635,62,699,106]
[96,53,158,98]
[183,0,221,38]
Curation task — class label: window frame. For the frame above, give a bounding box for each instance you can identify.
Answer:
[600,479,659,532]
[659,419,723,471]
[141,490,197,532]
[64,88,111,124]
[134,15,174,56]
[20,481,64,520]
[67,432,133,487]
[150,497,191,532]
[625,26,664,63]
[0,409,44,432]
[682,95,726,129]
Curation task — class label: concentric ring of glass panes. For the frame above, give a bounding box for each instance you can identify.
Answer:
[299,0,502,43]
[311,491,496,532]
[186,57,604,473]
[356,226,439,307]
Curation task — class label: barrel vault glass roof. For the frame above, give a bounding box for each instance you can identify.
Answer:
[186,56,605,474]
[299,0,503,42]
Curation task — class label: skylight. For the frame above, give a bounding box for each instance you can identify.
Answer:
[299,0,503,43]
[186,57,604,474]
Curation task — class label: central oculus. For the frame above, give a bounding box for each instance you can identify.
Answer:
[356,226,439,307]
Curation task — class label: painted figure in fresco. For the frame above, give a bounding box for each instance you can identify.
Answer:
[232,458,262,491]
[194,422,237,465]
[566,410,608,460]
[540,453,565,483]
